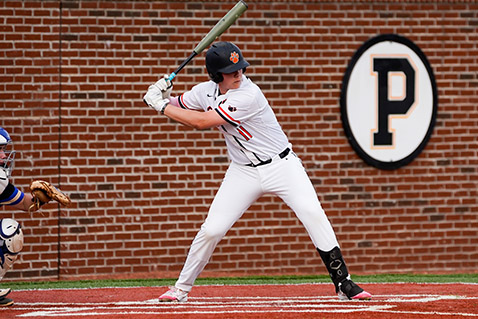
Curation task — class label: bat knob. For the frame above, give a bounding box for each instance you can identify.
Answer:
[168,73,176,81]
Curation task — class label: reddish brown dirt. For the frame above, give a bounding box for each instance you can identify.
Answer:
[1,283,477,319]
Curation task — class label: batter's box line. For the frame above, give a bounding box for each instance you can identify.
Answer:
[14,306,397,318]
[13,306,478,318]
[12,294,472,309]
[11,304,391,310]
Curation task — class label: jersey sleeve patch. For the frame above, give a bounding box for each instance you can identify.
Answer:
[0,183,24,206]
[216,104,241,126]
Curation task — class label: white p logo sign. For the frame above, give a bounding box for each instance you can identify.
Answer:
[340,34,438,170]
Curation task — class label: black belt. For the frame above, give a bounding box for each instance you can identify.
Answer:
[246,148,290,167]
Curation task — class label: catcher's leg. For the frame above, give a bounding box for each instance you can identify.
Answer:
[0,218,23,307]
[0,218,24,279]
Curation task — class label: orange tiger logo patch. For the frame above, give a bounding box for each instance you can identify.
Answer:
[230,52,239,64]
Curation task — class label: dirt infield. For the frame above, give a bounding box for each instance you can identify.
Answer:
[1,283,477,319]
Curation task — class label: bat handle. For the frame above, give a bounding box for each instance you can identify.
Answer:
[167,51,198,82]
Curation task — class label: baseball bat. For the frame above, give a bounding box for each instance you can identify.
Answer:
[167,0,248,81]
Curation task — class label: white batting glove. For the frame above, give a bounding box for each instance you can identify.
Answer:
[143,85,170,114]
[153,74,173,99]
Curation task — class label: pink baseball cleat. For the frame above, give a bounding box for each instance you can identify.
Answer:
[158,286,189,302]
[337,279,372,300]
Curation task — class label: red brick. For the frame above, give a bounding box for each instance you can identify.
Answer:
[1,0,478,281]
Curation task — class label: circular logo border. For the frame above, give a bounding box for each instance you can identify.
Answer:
[340,34,438,170]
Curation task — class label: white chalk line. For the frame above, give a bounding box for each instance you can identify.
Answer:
[14,305,395,317]
[5,294,478,318]
[10,294,473,306]
[16,309,394,318]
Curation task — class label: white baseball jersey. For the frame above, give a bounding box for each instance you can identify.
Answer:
[178,75,289,165]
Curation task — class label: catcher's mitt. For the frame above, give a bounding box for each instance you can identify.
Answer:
[29,180,71,212]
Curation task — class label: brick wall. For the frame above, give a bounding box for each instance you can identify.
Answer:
[1,0,477,281]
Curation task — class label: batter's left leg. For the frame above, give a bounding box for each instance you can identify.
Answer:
[270,155,339,251]
[318,246,372,300]
[268,155,371,300]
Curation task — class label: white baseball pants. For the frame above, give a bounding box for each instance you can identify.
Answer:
[175,150,339,292]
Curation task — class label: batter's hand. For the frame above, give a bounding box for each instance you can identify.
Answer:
[153,74,173,99]
[143,85,170,114]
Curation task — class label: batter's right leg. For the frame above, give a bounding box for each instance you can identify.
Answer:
[173,163,263,294]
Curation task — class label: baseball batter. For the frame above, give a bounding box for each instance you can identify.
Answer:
[143,42,372,302]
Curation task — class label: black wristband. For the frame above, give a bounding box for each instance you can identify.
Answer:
[160,103,168,115]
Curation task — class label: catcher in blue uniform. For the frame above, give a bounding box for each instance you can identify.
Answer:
[0,127,71,307]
